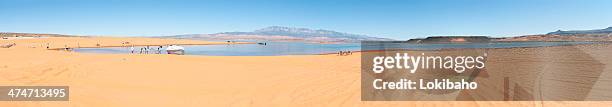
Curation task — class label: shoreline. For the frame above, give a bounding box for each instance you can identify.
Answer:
[42,38,608,56]
[46,42,254,51]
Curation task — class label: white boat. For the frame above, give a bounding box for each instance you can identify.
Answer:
[166,45,185,55]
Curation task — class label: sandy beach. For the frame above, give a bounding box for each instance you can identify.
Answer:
[1,37,612,106]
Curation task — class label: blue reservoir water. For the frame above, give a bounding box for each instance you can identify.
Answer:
[74,42,361,56]
[73,42,597,56]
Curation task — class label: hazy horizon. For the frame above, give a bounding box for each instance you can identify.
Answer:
[2,0,612,40]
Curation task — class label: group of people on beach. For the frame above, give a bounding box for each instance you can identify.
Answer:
[338,51,353,56]
[130,46,164,54]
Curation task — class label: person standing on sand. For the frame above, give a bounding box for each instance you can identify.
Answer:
[157,46,162,54]
[130,46,135,54]
[145,46,150,54]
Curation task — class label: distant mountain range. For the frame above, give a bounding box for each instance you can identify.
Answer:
[500,27,612,41]
[5,26,612,42]
[164,26,394,43]
[547,27,612,35]
[0,32,76,37]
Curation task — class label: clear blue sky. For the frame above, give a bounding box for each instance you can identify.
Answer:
[1,0,612,40]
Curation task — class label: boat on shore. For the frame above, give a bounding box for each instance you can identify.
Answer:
[166,45,185,55]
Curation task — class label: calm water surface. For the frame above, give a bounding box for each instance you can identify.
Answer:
[73,42,598,56]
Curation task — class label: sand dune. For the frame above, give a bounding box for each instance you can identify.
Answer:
[1,37,612,106]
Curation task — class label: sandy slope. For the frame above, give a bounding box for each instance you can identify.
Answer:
[1,37,612,106]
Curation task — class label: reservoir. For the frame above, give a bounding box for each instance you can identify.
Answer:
[73,41,599,56]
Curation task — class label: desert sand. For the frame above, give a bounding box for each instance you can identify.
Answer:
[1,37,612,106]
